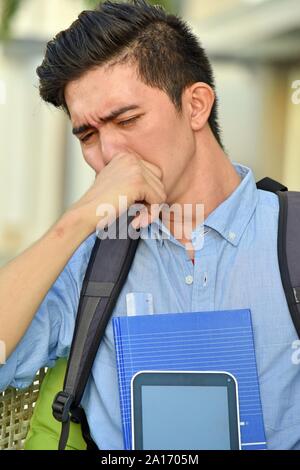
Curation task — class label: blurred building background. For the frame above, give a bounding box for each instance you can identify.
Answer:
[0,0,299,266]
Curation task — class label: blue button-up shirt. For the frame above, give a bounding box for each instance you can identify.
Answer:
[1,163,300,450]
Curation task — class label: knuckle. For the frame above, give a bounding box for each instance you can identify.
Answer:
[132,169,145,184]
[125,153,139,165]
[114,152,136,165]
[113,152,125,161]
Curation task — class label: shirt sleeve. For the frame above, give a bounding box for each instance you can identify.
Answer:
[0,233,96,391]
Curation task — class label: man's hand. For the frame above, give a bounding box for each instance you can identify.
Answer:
[0,152,167,359]
[69,152,167,232]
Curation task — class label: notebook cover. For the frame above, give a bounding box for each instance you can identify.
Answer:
[113,309,267,450]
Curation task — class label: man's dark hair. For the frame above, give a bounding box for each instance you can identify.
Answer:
[37,0,224,149]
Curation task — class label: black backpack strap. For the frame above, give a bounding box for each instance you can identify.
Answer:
[52,214,141,450]
[256,176,288,193]
[70,406,98,450]
[257,177,300,338]
[277,191,300,339]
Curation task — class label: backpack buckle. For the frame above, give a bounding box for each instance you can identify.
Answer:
[52,391,74,423]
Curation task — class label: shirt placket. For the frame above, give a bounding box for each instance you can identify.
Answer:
[191,235,218,312]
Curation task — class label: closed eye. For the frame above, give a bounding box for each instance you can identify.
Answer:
[79,116,140,142]
[118,116,139,127]
[80,132,95,143]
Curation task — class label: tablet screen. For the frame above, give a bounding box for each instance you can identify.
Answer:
[132,371,240,450]
[142,385,230,450]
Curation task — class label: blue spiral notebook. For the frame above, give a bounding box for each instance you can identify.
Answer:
[112,309,267,450]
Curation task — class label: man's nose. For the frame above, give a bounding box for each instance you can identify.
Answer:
[100,127,127,165]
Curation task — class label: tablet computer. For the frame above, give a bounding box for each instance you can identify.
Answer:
[131,371,241,450]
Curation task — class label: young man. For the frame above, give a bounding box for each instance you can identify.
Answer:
[0,0,299,450]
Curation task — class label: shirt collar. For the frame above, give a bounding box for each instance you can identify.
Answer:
[143,162,259,248]
[204,162,259,246]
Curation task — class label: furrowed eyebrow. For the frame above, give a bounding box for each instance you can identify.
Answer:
[72,105,140,136]
[72,124,92,136]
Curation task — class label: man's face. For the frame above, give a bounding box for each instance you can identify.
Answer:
[65,63,196,200]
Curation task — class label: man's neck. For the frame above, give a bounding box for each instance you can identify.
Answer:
[160,136,242,253]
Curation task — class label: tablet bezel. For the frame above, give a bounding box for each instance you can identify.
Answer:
[131,370,241,450]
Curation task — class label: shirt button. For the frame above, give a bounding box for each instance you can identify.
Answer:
[228,231,236,241]
[185,275,194,285]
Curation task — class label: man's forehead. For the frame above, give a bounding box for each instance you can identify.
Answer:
[65,63,143,101]
[72,103,142,135]
[65,63,151,120]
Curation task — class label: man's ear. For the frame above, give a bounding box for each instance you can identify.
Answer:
[184,83,215,131]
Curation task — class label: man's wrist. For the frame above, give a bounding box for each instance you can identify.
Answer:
[51,207,95,246]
